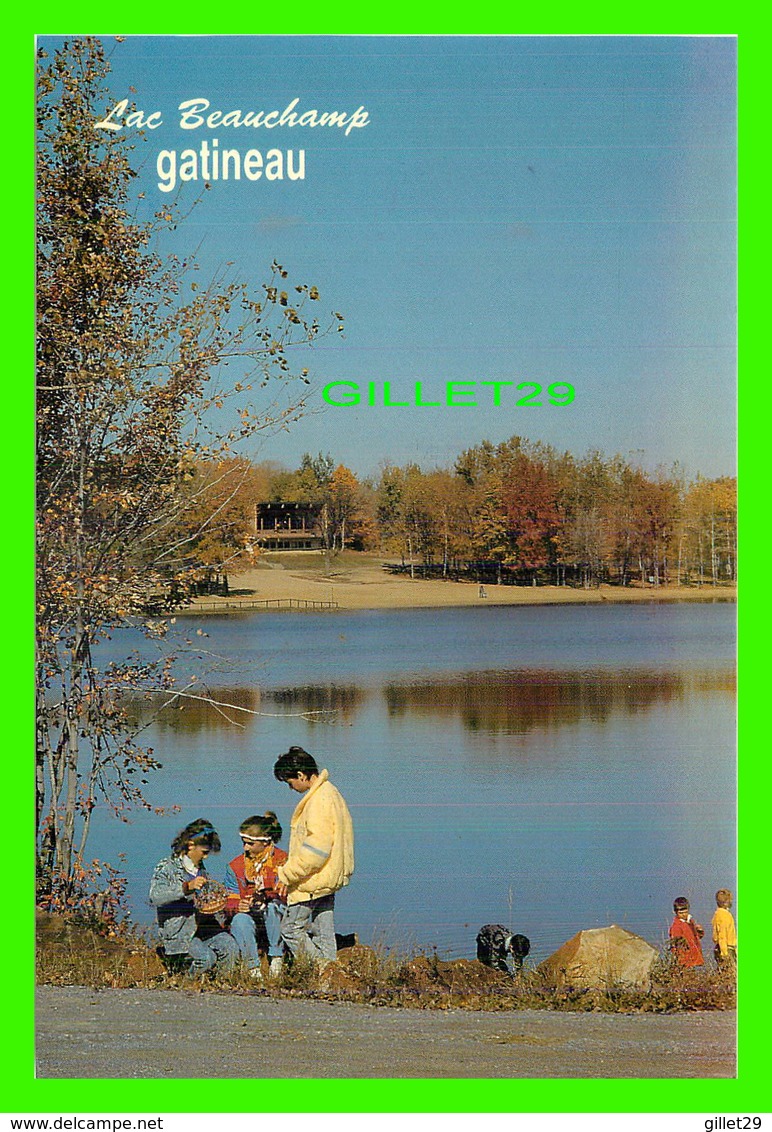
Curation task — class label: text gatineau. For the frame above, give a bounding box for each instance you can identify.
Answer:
[95,97,370,192]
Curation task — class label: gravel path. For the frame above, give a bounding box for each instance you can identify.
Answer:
[36,987,736,1079]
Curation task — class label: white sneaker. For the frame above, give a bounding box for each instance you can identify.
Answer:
[248,967,263,982]
[269,956,284,978]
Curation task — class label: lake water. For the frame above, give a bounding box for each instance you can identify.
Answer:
[91,602,736,964]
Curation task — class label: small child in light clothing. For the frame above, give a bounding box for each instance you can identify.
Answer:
[712,888,737,966]
[668,896,704,967]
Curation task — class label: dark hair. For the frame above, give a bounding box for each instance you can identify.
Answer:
[508,933,531,960]
[240,811,283,842]
[171,818,221,857]
[273,746,319,782]
[673,896,690,912]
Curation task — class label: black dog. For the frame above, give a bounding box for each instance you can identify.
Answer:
[476,924,531,973]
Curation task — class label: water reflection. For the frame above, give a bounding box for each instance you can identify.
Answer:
[266,684,366,724]
[121,685,261,733]
[382,669,735,736]
[122,682,366,731]
[88,603,736,957]
[123,667,734,739]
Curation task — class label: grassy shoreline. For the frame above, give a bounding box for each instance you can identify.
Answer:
[36,913,736,1015]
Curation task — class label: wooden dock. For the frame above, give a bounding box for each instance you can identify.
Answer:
[188,598,339,613]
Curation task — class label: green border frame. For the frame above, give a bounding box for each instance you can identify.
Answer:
[12,10,762,1114]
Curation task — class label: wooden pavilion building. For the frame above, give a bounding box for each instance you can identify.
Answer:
[254,501,323,551]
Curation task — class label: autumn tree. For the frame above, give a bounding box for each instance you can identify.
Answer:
[456,438,564,581]
[424,469,474,575]
[376,464,448,574]
[175,456,268,592]
[559,452,616,587]
[681,476,737,585]
[629,470,681,586]
[376,465,409,563]
[36,38,342,903]
[328,464,365,551]
[455,442,510,576]
[499,455,563,581]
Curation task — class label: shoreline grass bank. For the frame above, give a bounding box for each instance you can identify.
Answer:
[36,913,736,1015]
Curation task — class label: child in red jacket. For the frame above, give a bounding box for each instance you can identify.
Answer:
[669,896,704,967]
[225,812,287,981]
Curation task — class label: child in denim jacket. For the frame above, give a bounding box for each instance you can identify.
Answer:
[150,817,239,974]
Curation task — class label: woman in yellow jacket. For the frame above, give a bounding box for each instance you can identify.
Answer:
[274,746,354,964]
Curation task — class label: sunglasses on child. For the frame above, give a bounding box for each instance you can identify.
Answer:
[240,834,272,844]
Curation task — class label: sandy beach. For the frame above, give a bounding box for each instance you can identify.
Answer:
[186,553,737,613]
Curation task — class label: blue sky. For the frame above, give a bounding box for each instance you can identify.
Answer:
[44,34,736,479]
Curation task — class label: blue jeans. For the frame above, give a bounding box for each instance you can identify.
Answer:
[280,894,336,963]
[186,931,239,974]
[230,904,284,964]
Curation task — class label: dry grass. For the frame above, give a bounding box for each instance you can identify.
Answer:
[36,913,736,1013]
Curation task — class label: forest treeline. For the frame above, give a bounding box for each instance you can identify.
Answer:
[182,438,737,589]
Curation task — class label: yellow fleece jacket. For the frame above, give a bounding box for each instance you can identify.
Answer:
[712,906,737,956]
[277,769,354,905]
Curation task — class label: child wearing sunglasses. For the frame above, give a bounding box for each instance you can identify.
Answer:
[224,812,288,981]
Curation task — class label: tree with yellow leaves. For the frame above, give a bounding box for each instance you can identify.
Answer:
[36,38,342,908]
